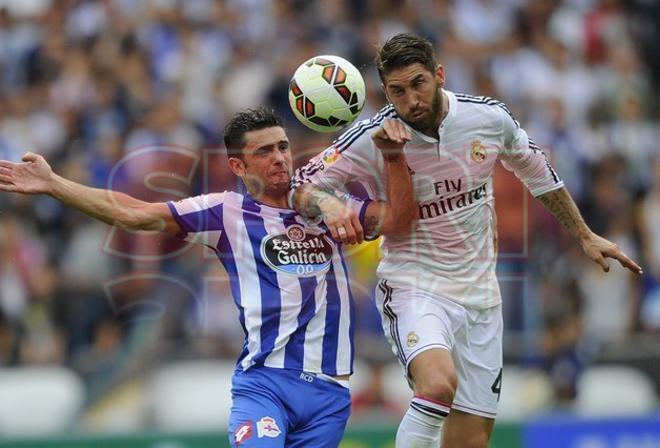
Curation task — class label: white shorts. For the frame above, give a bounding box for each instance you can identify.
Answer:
[375,279,503,419]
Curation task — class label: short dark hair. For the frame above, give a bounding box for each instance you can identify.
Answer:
[375,33,437,82]
[223,107,283,158]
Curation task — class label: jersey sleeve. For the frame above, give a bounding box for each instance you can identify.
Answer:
[166,192,226,246]
[291,146,357,192]
[290,116,389,202]
[336,191,378,241]
[292,131,378,189]
[498,106,564,197]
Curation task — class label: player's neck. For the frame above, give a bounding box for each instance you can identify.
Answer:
[435,90,450,129]
[250,190,289,209]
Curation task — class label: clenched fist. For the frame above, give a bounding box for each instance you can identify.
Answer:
[371,118,412,161]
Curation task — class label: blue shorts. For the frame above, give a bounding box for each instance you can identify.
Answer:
[228,366,351,447]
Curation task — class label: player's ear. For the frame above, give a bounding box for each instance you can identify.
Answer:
[228,157,246,177]
[435,64,445,87]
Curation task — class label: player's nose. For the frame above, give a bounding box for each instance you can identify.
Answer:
[272,152,286,166]
[274,149,285,160]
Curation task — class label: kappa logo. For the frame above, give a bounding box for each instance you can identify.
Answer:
[470,139,487,163]
[257,416,282,439]
[407,331,419,347]
[234,421,253,446]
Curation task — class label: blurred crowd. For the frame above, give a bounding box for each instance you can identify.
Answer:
[0,0,658,420]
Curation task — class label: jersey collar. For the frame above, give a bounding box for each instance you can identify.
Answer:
[244,193,294,215]
[443,89,457,128]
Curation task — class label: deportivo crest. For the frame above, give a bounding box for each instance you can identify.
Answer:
[257,416,281,438]
[407,331,419,347]
[261,227,334,277]
[322,147,341,165]
[470,140,487,163]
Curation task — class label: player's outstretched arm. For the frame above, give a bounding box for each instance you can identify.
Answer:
[536,187,643,275]
[363,119,417,237]
[0,152,180,235]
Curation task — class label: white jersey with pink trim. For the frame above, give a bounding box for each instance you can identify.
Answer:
[293,90,564,310]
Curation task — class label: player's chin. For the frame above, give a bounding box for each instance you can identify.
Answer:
[405,113,433,130]
[268,179,291,193]
[404,110,425,122]
[270,172,290,184]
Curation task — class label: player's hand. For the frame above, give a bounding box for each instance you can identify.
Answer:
[318,194,364,245]
[371,119,411,161]
[0,152,54,195]
[580,232,643,275]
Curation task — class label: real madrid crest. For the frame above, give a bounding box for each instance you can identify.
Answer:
[470,139,486,163]
[406,331,419,348]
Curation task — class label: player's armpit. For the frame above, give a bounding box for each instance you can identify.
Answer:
[136,202,182,236]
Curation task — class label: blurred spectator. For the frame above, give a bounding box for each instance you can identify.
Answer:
[639,158,660,330]
[351,360,404,422]
[0,214,62,364]
[542,311,583,405]
[576,157,641,343]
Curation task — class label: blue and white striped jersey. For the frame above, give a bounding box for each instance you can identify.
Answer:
[167,191,370,376]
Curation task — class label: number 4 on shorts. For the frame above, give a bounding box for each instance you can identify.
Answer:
[491,368,502,401]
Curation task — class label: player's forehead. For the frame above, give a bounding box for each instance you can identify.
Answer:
[242,126,288,151]
[383,63,433,87]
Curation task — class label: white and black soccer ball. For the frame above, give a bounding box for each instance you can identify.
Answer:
[288,55,366,133]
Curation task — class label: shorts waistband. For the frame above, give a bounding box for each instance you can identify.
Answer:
[315,373,350,389]
[297,371,350,390]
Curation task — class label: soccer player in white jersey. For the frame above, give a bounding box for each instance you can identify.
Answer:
[292,34,643,448]
[0,107,416,447]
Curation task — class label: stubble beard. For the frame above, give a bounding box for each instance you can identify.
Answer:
[246,176,290,199]
[401,87,444,138]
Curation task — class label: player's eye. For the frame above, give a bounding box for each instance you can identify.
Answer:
[279,142,289,152]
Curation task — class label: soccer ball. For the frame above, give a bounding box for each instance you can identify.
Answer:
[288,55,366,133]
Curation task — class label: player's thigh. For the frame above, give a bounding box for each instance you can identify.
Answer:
[451,304,503,420]
[286,380,351,448]
[443,408,494,448]
[375,280,461,377]
[408,346,457,398]
[228,392,287,447]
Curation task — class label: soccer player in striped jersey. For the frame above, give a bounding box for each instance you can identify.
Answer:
[292,34,643,448]
[0,107,416,447]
